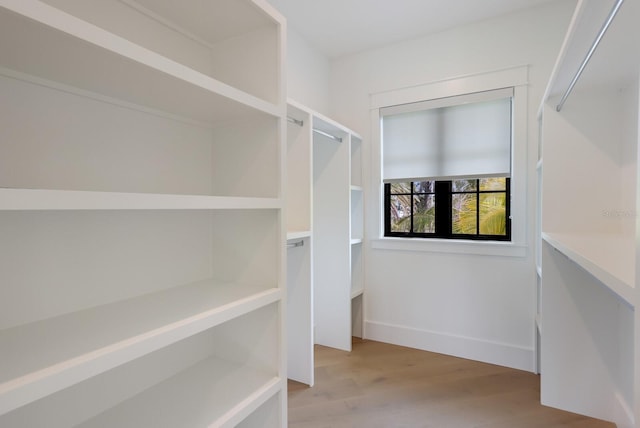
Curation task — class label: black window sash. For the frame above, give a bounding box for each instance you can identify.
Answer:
[385,178,510,241]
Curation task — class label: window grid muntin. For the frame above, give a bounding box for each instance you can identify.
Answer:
[385,178,510,241]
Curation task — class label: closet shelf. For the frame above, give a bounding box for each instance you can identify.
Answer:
[0,1,279,125]
[350,185,364,192]
[0,280,281,415]
[542,232,634,306]
[350,238,363,245]
[286,230,311,240]
[77,359,281,428]
[0,189,281,211]
[350,287,364,299]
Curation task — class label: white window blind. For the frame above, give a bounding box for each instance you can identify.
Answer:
[381,88,513,183]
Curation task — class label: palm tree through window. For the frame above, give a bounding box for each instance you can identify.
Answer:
[385,177,510,241]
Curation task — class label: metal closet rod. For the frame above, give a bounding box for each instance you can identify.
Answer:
[286,116,343,143]
[286,240,304,248]
[556,0,624,112]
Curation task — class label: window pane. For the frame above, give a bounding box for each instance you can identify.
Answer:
[414,181,434,193]
[452,179,477,192]
[390,195,411,232]
[480,177,506,191]
[390,182,411,194]
[452,193,477,234]
[413,194,435,233]
[479,193,507,235]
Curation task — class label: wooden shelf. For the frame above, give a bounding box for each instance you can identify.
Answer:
[79,358,282,428]
[77,358,281,428]
[542,232,634,306]
[0,189,281,211]
[0,1,279,125]
[286,230,311,241]
[350,287,364,299]
[0,280,281,415]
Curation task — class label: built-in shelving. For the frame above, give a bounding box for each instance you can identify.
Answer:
[285,101,314,386]
[350,133,364,340]
[0,0,278,122]
[538,0,638,425]
[0,0,286,425]
[542,232,634,305]
[0,281,279,415]
[77,360,280,428]
[285,100,364,361]
[313,111,363,351]
[286,230,312,241]
[0,189,280,211]
[2,303,282,427]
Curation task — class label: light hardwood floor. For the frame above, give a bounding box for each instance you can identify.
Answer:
[288,339,615,427]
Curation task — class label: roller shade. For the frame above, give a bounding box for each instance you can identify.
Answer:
[381,88,512,183]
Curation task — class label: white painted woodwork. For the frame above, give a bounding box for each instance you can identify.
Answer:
[313,117,352,351]
[285,100,363,380]
[2,304,282,427]
[236,394,283,428]
[285,101,314,386]
[286,102,313,235]
[350,134,365,339]
[539,0,639,425]
[0,189,281,211]
[351,188,364,241]
[0,0,286,426]
[351,243,364,299]
[286,235,313,386]
[0,74,279,198]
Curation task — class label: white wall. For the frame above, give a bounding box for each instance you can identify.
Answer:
[286,28,330,114]
[328,1,576,371]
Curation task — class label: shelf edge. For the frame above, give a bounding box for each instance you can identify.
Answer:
[0,189,281,210]
[0,286,282,416]
[541,232,634,306]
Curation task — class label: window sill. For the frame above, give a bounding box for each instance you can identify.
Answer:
[371,237,527,257]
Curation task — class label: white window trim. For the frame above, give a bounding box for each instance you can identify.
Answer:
[370,65,529,257]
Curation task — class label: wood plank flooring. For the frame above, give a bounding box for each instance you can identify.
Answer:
[288,339,616,427]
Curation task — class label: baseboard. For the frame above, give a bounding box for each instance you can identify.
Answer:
[365,320,534,372]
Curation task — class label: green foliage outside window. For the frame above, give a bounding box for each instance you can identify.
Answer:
[386,177,509,240]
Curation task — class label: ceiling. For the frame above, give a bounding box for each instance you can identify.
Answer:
[267,0,559,58]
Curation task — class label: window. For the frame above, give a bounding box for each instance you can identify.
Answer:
[385,177,510,240]
[381,87,513,242]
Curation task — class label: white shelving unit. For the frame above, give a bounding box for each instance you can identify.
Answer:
[285,102,314,386]
[538,0,638,426]
[350,136,365,339]
[0,0,287,426]
[285,100,363,362]
[313,111,363,352]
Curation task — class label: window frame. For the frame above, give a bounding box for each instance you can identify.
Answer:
[384,178,511,241]
[369,66,528,257]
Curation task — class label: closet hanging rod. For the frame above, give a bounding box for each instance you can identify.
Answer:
[286,115,343,142]
[556,0,624,112]
[287,116,304,127]
[313,128,343,143]
[286,240,304,248]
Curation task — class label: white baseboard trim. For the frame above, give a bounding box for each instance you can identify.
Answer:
[365,320,535,372]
